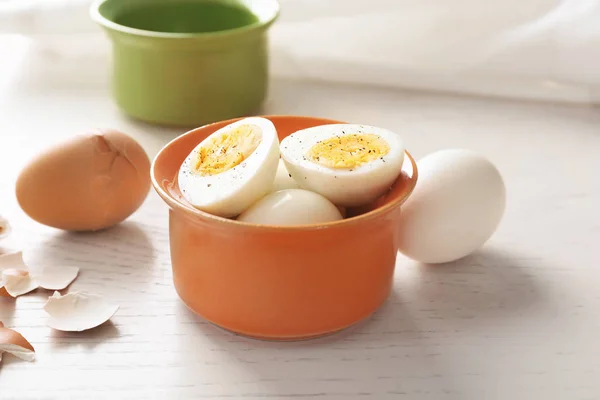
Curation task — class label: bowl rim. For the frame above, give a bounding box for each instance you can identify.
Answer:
[150,115,419,232]
[89,0,280,40]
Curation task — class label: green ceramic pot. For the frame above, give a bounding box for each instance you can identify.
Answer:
[90,0,279,127]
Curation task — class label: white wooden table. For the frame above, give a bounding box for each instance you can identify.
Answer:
[1,38,600,400]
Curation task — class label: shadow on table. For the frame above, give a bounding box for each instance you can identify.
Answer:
[174,247,550,396]
[387,247,546,330]
[34,221,156,287]
[47,320,121,351]
[181,247,547,343]
[0,321,119,369]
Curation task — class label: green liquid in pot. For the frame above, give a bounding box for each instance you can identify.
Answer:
[113,1,259,34]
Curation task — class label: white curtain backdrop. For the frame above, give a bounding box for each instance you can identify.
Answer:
[2,0,599,104]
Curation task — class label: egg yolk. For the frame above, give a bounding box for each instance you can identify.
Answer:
[195,124,262,176]
[306,133,390,169]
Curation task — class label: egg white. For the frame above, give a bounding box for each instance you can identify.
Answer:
[178,117,280,218]
[280,124,405,207]
[271,159,300,193]
[237,188,343,226]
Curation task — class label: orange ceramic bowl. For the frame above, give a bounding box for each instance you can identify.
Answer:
[151,115,418,340]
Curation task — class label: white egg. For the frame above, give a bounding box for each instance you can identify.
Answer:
[178,117,280,218]
[271,159,300,192]
[280,124,405,207]
[397,149,506,264]
[237,189,343,226]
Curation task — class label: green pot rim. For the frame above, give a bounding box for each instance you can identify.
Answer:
[89,0,280,40]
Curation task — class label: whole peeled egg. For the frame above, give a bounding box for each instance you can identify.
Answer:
[16,129,151,231]
[237,189,343,226]
[396,149,506,264]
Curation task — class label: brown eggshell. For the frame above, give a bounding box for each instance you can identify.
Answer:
[0,326,35,362]
[0,215,10,239]
[0,327,34,352]
[16,129,151,231]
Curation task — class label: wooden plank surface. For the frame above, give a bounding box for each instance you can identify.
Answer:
[1,41,599,400]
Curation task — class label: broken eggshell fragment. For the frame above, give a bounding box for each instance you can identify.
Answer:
[0,324,35,362]
[37,266,79,291]
[1,269,38,297]
[0,252,80,296]
[0,251,32,297]
[0,251,27,270]
[15,129,151,231]
[43,291,119,332]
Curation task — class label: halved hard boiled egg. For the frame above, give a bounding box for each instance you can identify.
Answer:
[280,124,405,207]
[178,117,280,218]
